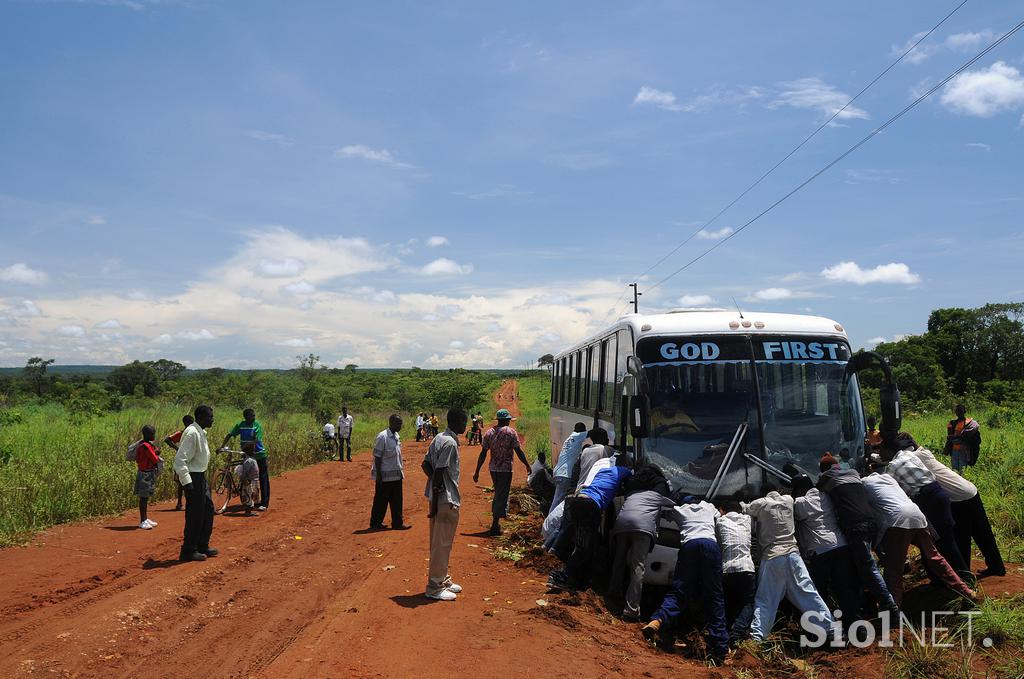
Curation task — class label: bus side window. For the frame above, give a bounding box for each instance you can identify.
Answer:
[602,335,616,415]
[614,328,632,412]
[595,340,608,412]
[574,350,583,408]
[559,357,568,406]
[551,359,560,405]
[584,346,594,411]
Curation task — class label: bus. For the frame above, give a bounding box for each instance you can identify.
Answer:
[548,308,899,584]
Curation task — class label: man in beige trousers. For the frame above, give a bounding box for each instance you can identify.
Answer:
[422,409,468,601]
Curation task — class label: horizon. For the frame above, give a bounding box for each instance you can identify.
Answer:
[2,1,1022,369]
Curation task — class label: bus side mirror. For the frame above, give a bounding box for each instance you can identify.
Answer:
[846,351,902,449]
[629,395,650,439]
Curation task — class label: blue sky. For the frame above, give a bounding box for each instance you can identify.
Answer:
[1,0,1022,368]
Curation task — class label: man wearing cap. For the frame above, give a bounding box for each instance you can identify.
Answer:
[473,408,531,536]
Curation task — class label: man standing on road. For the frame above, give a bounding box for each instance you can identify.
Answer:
[174,405,217,562]
[474,408,531,536]
[221,408,270,511]
[338,406,354,462]
[423,409,468,601]
[370,414,411,530]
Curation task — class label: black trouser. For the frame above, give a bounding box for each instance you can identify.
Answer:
[807,545,862,626]
[256,457,270,508]
[371,479,404,528]
[562,496,601,588]
[338,435,351,461]
[181,471,214,557]
[914,481,968,577]
[952,493,1004,573]
[722,571,757,642]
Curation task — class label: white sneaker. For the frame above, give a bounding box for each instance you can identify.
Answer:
[139,520,153,530]
[146,518,158,527]
[446,583,463,594]
[425,589,457,601]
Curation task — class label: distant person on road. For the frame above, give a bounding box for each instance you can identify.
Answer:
[422,409,468,601]
[164,414,195,511]
[221,408,270,511]
[551,422,588,511]
[174,405,217,562]
[338,406,354,462]
[945,404,981,472]
[474,408,531,536]
[415,413,425,442]
[134,424,162,530]
[467,413,482,445]
[370,414,410,530]
[430,413,439,438]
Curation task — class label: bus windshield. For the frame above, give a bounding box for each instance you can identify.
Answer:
[636,334,865,500]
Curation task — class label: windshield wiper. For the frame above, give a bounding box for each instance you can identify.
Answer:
[707,422,748,500]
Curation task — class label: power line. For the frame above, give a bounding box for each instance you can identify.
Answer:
[645,16,1024,294]
[599,0,970,320]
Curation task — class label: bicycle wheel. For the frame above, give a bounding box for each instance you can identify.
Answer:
[216,474,234,514]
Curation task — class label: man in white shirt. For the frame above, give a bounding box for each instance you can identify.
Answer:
[423,409,468,601]
[370,414,410,530]
[715,503,756,644]
[898,434,1005,578]
[337,407,354,462]
[551,423,588,511]
[792,475,860,627]
[173,405,217,563]
[743,490,835,641]
[643,497,728,664]
[862,471,975,605]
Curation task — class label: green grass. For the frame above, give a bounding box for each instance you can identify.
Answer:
[0,402,388,544]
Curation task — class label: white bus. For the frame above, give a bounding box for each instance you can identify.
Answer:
[548,308,899,584]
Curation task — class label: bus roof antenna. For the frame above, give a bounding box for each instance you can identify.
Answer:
[732,296,745,319]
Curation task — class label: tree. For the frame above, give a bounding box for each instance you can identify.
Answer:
[107,361,160,397]
[23,357,55,396]
[344,363,358,372]
[296,353,322,381]
[145,358,186,381]
[538,353,554,368]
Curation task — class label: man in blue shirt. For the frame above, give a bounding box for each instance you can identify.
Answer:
[548,456,632,592]
[551,422,588,512]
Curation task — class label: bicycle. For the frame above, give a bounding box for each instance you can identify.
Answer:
[212,448,261,514]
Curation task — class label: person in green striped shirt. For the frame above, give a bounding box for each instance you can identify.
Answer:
[221,408,270,511]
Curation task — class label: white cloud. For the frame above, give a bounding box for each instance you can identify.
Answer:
[820,261,921,285]
[696,227,734,240]
[965,142,991,151]
[352,286,399,304]
[770,78,869,121]
[892,29,995,65]
[176,329,216,341]
[419,258,473,276]
[258,257,306,278]
[674,85,765,113]
[0,263,48,285]
[86,215,106,225]
[426,236,449,247]
[334,144,413,168]
[677,294,716,306]
[153,334,173,345]
[751,287,795,301]
[940,61,1024,117]
[634,86,683,111]
[276,337,313,348]
[449,340,465,349]
[866,336,887,346]
[57,324,86,338]
[6,300,42,318]
[282,279,316,295]
[95,319,122,329]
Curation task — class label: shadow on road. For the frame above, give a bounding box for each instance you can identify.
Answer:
[352,527,390,535]
[390,594,435,609]
[142,558,182,570]
[103,525,141,532]
[460,530,496,538]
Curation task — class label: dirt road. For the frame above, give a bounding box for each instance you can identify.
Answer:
[0,381,686,678]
